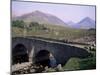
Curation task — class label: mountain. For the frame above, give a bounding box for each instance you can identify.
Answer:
[74,17,95,29]
[13,10,67,26]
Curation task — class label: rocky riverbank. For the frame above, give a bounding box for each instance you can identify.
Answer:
[12,62,63,75]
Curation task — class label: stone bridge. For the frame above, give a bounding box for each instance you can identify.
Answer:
[12,37,89,66]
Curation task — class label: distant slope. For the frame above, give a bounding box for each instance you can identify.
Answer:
[74,17,95,29]
[13,10,67,26]
[67,21,75,28]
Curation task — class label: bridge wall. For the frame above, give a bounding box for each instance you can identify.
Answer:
[12,37,89,65]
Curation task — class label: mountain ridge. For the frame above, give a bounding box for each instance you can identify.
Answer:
[76,17,95,29]
[67,17,95,29]
[13,11,95,29]
[13,10,67,26]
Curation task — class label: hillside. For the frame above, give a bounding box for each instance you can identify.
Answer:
[67,17,95,29]
[13,10,67,26]
[74,17,95,29]
[12,21,96,44]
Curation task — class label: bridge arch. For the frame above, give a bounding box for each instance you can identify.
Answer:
[12,44,29,64]
[34,50,57,67]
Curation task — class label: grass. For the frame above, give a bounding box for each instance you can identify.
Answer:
[63,58,80,71]
[12,23,95,41]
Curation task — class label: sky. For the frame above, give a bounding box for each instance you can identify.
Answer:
[12,1,96,23]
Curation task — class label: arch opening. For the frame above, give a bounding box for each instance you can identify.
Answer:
[35,50,57,68]
[12,44,29,64]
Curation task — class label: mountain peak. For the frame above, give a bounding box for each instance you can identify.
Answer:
[33,10,50,17]
[14,10,67,26]
[34,10,43,13]
[79,17,95,24]
[76,17,95,29]
[33,10,48,15]
[84,17,91,20]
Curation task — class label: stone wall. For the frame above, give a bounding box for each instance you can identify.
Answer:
[12,37,89,65]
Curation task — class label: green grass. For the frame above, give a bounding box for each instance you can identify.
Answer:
[12,23,95,41]
[79,57,96,70]
[63,58,80,71]
[63,57,96,71]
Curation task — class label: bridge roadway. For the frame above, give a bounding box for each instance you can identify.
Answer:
[15,36,90,48]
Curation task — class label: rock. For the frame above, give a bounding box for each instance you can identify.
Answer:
[45,66,49,71]
[56,64,63,71]
[30,69,35,73]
